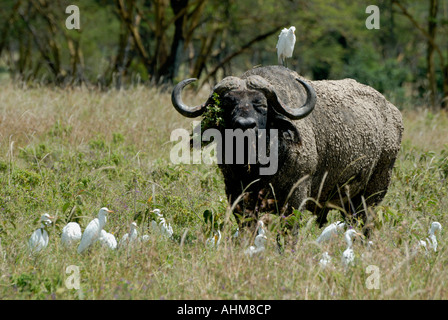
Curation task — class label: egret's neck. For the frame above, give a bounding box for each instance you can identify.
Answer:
[98,214,107,228]
[429,227,438,236]
[345,234,353,248]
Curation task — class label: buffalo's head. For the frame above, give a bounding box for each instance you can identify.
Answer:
[171,74,317,223]
[171,75,317,142]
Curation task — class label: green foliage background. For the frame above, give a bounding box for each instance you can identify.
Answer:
[0,0,447,108]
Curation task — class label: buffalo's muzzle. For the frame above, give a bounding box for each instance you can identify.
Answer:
[234,117,257,130]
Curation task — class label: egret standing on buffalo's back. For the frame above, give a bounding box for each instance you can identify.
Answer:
[276,26,296,67]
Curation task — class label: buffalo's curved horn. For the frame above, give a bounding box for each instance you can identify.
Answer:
[171,78,207,118]
[270,78,317,120]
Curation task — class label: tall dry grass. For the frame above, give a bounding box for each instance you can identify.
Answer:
[0,83,447,300]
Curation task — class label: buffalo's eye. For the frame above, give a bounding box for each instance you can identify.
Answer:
[221,96,238,108]
[252,99,267,112]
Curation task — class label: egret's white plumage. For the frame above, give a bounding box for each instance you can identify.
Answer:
[341,229,362,268]
[319,251,332,268]
[150,209,173,239]
[316,221,346,243]
[233,227,239,239]
[206,230,222,249]
[276,26,296,67]
[245,234,267,257]
[119,222,138,248]
[28,213,54,253]
[61,222,82,246]
[256,220,266,236]
[98,229,117,250]
[77,207,113,254]
[417,221,442,253]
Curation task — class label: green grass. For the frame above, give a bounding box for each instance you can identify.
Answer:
[0,83,448,299]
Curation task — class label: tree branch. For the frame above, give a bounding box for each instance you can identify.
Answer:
[392,0,445,67]
[202,26,284,85]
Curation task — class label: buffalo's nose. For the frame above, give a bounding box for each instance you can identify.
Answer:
[234,117,257,130]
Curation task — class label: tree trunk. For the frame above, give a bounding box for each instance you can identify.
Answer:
[157,0,189,83]
[0,0,21,58]
[427,0,438,109]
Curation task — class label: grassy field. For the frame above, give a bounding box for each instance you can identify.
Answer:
[0,82,447,300]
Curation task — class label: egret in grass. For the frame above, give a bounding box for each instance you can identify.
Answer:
[233,227,239,239]
[61,222,82,246]
[319,252,332,268]
[77,207,113,254]
[316,221,346,243]
[98,229,117,250]
[256,220,267,236]
[119,222,138,248]
[150,209,173,239]
[418,221,442,253]
[244,234,267,257]
[29,213,54,253]
[276,26,296,67]
[206,230,222,249]
[341,229,363,268]
[427,221,442,252]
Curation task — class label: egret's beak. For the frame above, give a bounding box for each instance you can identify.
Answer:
[355,232,365,240]
[107,210,114,214]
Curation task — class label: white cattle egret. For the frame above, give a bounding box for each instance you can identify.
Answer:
[427,222,442,252]
[256,220,266,236]
[141,234,150,243]
[28,213,54,253]
[417,221,442,253]
[98,230,117,250]
[61,222,82,246]
[119,222,139,248]
[316,221,346,243]
[276,26,296,67]
[341,229,362,268]
[245,234,267,257]
[206,230,222,249]
[233,227,239,239]
[319,251,332,268]
[77,207,113,254]
[150,209,173,239]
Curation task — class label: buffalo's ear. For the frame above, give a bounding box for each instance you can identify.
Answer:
[268,110,301,144]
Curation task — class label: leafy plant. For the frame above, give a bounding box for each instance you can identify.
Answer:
[191,93,226,149]
[201,93,225,131]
